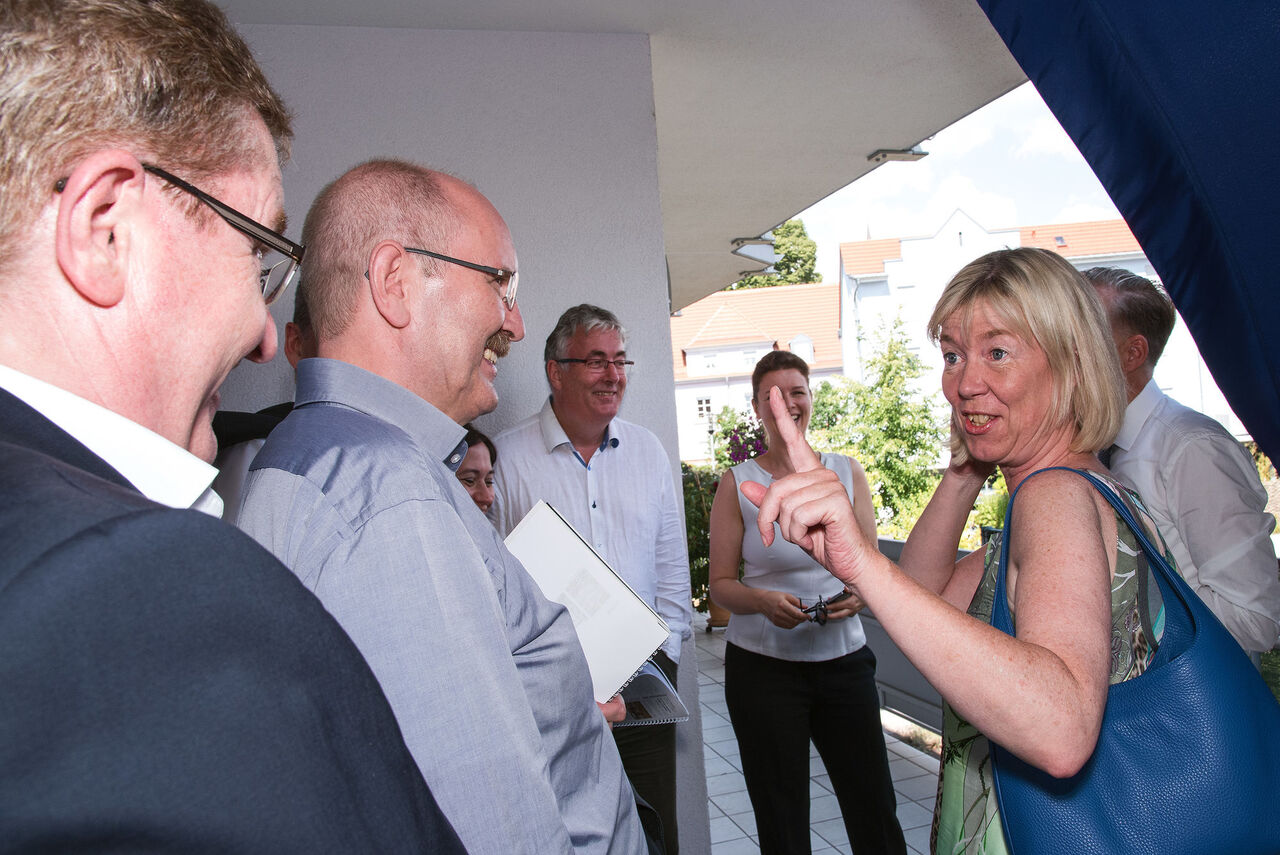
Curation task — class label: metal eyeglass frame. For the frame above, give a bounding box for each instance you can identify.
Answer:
[403,247,518,309]
[141,164,305,305]
[554,357,635,374]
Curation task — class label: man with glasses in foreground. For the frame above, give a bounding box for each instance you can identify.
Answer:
[490,304,693,854]
[237,159,646,854]
[0,1,462,850]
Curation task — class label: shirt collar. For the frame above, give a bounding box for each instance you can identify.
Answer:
[294,358,467,468]
[0,363,221,513]
[536,395,619,456]
[1114,377,1162,451]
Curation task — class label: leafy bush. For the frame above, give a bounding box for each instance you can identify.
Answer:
[965,470,1010,549]
[711,406,765,471]
[1245,441,1276,482]
[1263,649,1280,704]
[682,463,717,612]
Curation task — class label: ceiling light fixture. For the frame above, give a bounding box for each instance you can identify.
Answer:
[867,147,929,164]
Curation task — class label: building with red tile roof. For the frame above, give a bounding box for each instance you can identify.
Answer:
[669,214,1246,463]
[669,282,841,463]
[836,212,1246,438]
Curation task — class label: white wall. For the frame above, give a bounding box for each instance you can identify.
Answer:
[223,25,677,457]
[220,21,708,851]
[674,378,752,464]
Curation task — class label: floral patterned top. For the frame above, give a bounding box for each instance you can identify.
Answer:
[931,472,1169,855]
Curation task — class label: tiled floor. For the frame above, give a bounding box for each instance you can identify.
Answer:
[695,614,940,855]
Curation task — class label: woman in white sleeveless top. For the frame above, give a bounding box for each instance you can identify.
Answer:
[708,351,905,855]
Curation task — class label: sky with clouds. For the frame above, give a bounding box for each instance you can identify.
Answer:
[798,82,1123,285]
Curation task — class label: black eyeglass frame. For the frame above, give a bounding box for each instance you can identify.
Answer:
[403,247,518,309]
[554,357,635,373]
[141,164,305,305]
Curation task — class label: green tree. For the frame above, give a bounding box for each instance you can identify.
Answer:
[810,318,944,537]
[1245,440,1277,482]
[731,219,821,290]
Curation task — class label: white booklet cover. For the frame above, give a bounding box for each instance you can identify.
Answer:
[505,500,670,703]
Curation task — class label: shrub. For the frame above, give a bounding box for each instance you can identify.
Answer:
[711,406,765,471]
[682,463,717,612]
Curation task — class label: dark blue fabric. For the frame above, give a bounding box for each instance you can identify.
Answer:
[0,390,464,853]
[977,0,1280,461]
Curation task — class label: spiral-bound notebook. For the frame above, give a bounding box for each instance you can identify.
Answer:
[616,659,689,727]
[505,500,671,703]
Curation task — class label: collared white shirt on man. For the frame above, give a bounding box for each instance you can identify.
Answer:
[0,364,223,516]
[1110,378,1280,656]
[490,397,692,662]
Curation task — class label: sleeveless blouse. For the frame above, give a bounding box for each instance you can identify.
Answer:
[726,453,868,662]
[931,472,1169,855]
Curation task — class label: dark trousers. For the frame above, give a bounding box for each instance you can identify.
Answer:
[724,642,906,855]
[613,650,679,855]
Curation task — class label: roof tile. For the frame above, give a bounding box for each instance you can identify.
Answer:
[670,282,840,381]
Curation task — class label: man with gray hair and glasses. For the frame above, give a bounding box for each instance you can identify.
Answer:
[491,304,693,854]
[1087,267,1280,667]
[0,1,461,849]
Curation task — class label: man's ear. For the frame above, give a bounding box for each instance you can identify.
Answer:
[284,321,316,368]
[546,359,563,394]
[1119,333,1150,374]
[54,151,146,308]
[366,240,413,329]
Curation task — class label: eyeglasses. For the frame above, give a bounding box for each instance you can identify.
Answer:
[404,247,518,310]
[555,357,635,375]
[141,164,305,305]
[802,590,853,626]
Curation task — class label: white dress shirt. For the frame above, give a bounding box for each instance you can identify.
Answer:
[1110,379,1280,654]
[0,365,222,516]
[490,397,693,663]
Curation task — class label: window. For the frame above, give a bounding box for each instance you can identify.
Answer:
[696,397,714,433]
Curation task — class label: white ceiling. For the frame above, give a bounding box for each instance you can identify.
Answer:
[217,0,1025,311]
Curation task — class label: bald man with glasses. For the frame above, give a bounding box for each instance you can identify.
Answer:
[236,160,646,855]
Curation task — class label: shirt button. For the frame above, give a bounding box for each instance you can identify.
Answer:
[449,454,461,464]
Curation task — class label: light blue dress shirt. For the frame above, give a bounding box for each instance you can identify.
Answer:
[238,359,643,855]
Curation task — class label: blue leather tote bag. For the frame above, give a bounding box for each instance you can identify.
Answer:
[989,467,1280,854]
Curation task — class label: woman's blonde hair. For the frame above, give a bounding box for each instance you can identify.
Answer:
[927,248,1126,465]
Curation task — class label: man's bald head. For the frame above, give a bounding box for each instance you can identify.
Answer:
[300,159,465,340]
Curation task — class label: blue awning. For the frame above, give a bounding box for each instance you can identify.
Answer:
[978,0,1280,460]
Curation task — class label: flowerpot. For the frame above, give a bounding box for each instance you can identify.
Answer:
[706,600,730,631]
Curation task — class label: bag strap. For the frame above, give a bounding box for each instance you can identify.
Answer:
[991,467,1188,655]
